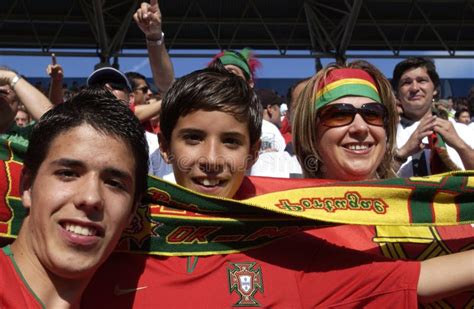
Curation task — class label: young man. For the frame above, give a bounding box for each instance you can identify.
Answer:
[0,88,149,308]
[392,57,474,175]
[83,69,473,308]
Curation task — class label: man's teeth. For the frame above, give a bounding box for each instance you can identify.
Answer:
[64,223,97,236]
[200,179,220,186]
[347,144,369,150]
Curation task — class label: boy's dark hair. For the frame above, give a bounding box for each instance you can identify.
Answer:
[125,71,148,90]
[23,87,149,204]
[392,57,440,99]
[160,68,262,147]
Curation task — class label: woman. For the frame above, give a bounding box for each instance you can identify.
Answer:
[291,60,472,307]
[293,60,398,180]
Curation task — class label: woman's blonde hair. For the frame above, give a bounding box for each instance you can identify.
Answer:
[292,60,398,179]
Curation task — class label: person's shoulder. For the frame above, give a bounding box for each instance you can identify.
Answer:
[453,121,474,145]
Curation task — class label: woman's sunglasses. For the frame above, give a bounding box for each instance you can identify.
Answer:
[317,103,387,127]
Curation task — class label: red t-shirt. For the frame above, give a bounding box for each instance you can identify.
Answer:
[82,232,419,308]
[0,246,44,309]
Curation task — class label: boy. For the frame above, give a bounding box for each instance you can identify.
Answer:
[83,69,472,308]
[0,88,149,308]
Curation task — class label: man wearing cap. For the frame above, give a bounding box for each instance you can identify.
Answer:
[87,67,133,103]
[0,67,53,147]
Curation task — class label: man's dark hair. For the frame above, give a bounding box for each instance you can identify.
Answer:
[160,68,262,147]
[125,71,148,90]
[455,108,470,120]
[23,88,149,204]
[255,88,282,109]
[392,57,440,99]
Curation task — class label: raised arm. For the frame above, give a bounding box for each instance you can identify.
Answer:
[133,99,162,122]
[418,250,473,303]
[46,53,64,105]
[134,0,174,93]
[0,68,53,120]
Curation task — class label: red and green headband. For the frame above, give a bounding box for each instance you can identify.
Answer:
[315,68,381,109]
[218,49,252,77]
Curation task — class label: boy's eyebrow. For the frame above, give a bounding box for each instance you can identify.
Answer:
[221,131,247,139]
[50,158,133,183]
[50,158,85,168]
[177,128,246,137]
[177,128,204,135]
[102,168,134,185]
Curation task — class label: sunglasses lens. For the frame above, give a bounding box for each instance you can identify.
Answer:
[318,103,386,127]
[318,105,355,127]
[361,104,386,126]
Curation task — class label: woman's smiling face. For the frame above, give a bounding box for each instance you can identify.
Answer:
[315,96,387,181]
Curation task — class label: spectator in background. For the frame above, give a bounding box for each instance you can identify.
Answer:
[250,88,302,178]
[0,67,53,147]
[70,80,79,92]
[391,57,474,176]
[455,108,471,125]
[445,96,455,118]
[125,71,163,131]
[33,81,46,95]
[281,78,311,153]
[87,67,133,104]
[133,0,174,93]
[434,99,452,121]
[126,71,153,106]
[46,53,64,105]
[255,88,286,152]
[468,86,474,128]
[14,106,31,128]
[208,48,261,88]
[87,67,171,178]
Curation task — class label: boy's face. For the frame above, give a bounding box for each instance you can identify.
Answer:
[160,110,258,198]
[21,124,136,278]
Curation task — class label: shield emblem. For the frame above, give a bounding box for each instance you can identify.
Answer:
[228,262,264,306]
[239,275,252,293]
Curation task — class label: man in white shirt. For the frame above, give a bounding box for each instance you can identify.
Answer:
[255,88,286,152]
[250,88,302,178]
[392,57,474,176]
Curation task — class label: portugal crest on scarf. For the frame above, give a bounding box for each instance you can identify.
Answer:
[228,262,264,306]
